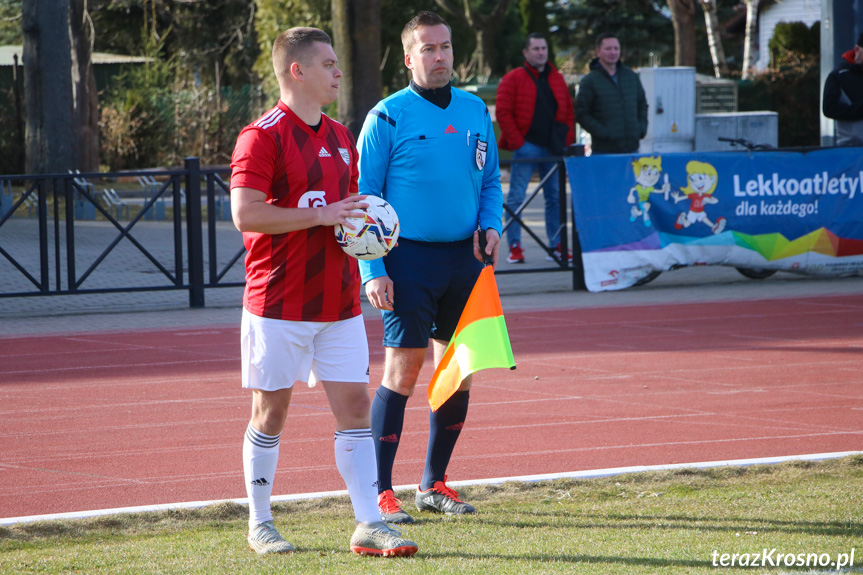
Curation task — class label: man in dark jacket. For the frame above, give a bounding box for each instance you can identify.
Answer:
[823,34,863,146]
[575,32,647,155]
[496,33,575,264]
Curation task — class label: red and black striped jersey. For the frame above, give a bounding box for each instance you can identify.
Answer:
[230,101,361,322]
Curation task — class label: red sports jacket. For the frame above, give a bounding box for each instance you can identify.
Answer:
[495,62,575,151]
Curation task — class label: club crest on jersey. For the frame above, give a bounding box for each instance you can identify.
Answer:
[338,148,350,165]
[475,140,488,170]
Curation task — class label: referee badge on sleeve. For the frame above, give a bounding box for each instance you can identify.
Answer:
[475,140,487,170]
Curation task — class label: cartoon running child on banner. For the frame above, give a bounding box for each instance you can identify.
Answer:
[671,160,726,234]
[627,155,670,227]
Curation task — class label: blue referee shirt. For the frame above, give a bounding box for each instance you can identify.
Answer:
[356,84,503,284]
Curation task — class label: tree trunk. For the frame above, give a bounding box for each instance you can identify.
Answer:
[699,0,728,77]
[741,0,759,79]
[666,0,697,67]
[22,0,76,174]
[12,54,25,173]
[70,0,99,171]
[332,0,382,138]
[519,0,550,38]
[474,28,493,78]
[434,0,511,76]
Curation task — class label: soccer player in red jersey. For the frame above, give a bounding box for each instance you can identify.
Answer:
[230,27,417,558]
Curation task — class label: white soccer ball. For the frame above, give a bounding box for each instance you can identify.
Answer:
[334,196,400,260]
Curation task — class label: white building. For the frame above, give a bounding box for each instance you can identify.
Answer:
[754,0,822,70]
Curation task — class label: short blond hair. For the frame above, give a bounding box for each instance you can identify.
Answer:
[401,11,450,54]
[272,27,332,82]
[631,155,662,177]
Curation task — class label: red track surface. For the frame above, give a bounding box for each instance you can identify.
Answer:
[1,295,862,520]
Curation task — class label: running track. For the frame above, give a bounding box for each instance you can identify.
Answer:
[1,294,862,521]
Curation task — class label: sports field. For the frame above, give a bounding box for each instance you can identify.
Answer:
[1,288,861,573]
[1,456,860,574]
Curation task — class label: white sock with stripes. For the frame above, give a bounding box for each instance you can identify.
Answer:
[334,428,380,524]
[243,424,280,531]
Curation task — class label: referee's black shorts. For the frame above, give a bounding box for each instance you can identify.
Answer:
[379,237,482,348]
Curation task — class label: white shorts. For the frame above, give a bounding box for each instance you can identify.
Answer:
[241,309,369,391]
[687,210,708,224]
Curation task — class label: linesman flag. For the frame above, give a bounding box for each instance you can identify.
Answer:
[427,265,516,411]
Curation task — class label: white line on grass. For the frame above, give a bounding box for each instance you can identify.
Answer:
[2,450,860,527]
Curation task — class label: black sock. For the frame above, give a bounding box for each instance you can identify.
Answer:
[370,385,409,493]
[421,389,469,491]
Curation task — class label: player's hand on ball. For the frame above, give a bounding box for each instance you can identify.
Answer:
[334,196,400,260]
[323,195,369,229]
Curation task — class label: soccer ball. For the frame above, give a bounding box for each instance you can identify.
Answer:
[334,196,400,260]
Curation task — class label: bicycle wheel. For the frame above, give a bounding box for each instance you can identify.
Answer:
[735,267,776,280]
[632,270,662,286]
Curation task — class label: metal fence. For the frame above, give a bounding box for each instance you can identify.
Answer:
[0,156,581,308]
[0,158,244,307]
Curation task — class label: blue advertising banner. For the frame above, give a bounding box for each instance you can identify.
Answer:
[566,148,863,291]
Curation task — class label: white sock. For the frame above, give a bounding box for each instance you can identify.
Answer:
[243,424,280,531]
[334,428,380,524]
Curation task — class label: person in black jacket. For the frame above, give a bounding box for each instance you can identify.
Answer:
[823,34,863,146]
[575,32,647,155]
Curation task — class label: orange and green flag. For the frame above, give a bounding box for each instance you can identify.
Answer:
[427,265,516,411]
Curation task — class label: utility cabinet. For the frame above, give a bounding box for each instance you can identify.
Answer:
[637,67,696,154]
[694,112,779,151]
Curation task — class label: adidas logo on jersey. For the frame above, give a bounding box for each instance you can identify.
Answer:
[444,124,458,134]
[251,477,270,487]
[318,147,331,157]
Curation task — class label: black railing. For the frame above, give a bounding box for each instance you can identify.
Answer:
[0,156,582,308]
[0,158,244,308]
[499,144,586,290]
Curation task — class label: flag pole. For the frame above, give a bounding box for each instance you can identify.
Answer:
[477,227,494,267]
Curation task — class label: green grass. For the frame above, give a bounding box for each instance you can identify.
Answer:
[2,456,861,574]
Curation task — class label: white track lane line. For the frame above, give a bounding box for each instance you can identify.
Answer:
[2,450,860,526]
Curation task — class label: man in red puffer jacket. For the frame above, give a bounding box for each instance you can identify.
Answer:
[496,33,575,264]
